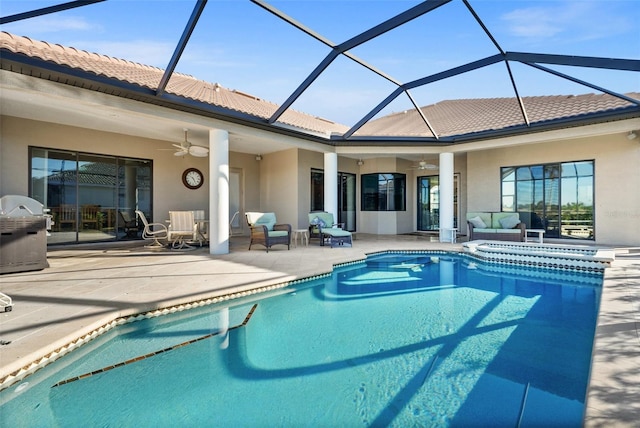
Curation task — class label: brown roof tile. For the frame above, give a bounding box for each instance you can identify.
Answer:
[356,93,639,137]
[0,32,348,136]
[2,31,637,140]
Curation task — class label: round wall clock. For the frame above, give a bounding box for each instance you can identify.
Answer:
[182,168,204,189]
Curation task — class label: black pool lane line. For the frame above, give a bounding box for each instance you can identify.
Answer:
[52,304,258,388]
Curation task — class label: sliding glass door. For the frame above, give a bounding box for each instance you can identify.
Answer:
[310,169,356,231]
[30,147,152,244]
[417,174,459,231]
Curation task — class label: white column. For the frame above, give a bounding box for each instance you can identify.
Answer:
[324,152,338,220]
[439,152,454,242]
[209,129,229,255]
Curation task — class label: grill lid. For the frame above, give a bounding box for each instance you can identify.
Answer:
[0,195,45,217]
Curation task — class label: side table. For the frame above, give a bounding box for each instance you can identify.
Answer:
[292,229,309,247]
[439,227,458,243]
[525,229,545,243]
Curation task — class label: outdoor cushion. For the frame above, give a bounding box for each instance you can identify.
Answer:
[467,212,492,228]
[247,212,276,231]
[473,228,496,233]
[499,214,520,229]
[267,230,288,237]
[322,228,350,237]
[310,216,327,228]
[468,216,487,229]
[491,212,520,229]
[309,212,334,229]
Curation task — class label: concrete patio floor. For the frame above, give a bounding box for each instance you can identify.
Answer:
[0,233,638,426]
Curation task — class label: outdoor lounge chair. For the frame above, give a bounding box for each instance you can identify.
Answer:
[308,212,352,248]
[135,210,168,248]
[245,212,291,252]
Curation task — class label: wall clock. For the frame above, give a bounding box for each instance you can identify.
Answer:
[182,168,203,189]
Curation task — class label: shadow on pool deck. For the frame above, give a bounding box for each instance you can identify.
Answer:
[0,234,638,426]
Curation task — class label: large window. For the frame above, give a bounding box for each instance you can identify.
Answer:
[501,160,594,240]
[361,173,406,211]
[30,147,152,244]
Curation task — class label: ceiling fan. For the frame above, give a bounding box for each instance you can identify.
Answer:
[171,128,209,157]
[409,159,438,170]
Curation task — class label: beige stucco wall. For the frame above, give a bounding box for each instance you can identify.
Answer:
[0,116,262,229]
[258,148,298,227]
[467,133,640,246]
[229,151,261,235]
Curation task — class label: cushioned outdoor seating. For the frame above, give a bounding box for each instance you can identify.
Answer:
[245,212,291,252]
[308,212,352,247]
[467,212,526,242]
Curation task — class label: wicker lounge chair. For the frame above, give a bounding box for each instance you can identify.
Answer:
[245,212,291,252]
[308,212,352,247]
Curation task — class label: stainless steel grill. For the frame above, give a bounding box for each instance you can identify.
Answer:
[0,195,50,274]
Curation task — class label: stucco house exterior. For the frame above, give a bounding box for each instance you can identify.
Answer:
[1,30,639,252]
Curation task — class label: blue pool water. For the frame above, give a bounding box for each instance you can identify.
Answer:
[0,253,602,427]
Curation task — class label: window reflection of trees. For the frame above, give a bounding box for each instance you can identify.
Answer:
[501,161,594,240]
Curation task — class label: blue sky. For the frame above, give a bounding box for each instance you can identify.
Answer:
[2,0,639,126]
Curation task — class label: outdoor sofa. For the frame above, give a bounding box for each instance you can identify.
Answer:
[466,212,526,242]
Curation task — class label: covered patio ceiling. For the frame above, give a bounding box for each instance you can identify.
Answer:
[1,0,639,159]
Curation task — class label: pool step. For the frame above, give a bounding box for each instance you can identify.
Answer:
[463,241,614,272]
[51,304,258,388]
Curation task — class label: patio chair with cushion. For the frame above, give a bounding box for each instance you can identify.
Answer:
[308,212,352,248]
[135,210,168,248]
[245,212,291,252]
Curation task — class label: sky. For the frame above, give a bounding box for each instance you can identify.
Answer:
[1,0,639,126]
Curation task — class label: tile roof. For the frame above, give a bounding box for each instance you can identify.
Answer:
[355,93,640,138]
[1,31,637,140]
[0,32,349,136]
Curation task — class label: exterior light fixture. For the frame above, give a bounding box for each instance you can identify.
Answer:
[627,131,637,140]
[357,159,364,166]
[255,154,262,161]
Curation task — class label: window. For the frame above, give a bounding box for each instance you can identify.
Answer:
[310,169,324,212]
[501,160,594,240]
[30,147,152,244]
[361,173,406,211]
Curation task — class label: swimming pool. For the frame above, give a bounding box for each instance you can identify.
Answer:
[0,252,602,427]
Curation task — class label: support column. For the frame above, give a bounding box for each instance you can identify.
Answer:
[439,152,455,243]
[209,129,229,255]
[324,153,338,220]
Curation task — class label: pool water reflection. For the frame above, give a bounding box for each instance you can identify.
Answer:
[0,253,601,427]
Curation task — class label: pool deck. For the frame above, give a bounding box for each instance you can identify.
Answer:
[0,233,638,426]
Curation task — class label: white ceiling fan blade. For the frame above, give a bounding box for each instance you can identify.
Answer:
[172,143,186,150]
[189,145,209,157]
[174,150,188,157]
